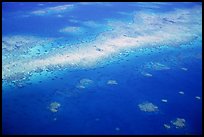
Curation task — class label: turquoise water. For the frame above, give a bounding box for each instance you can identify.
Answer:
[2,2,202,135]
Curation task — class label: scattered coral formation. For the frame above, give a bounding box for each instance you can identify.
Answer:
[138,102,158,112]
[171,118,186,128]
[49,102,61,113]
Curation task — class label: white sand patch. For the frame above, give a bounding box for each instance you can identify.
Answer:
[31,4,74,16]
[76,85,86,89]
[107,80,118,85]
[141,72,152,77]
[181,67,188,71]
[163,124,171,129]
[135,3,160,9]
[32,10,47,15]
[83,20,102,28]
[49,4,74,11]
[195,96,201,100]
[178,91,184,95]
[59,26,83,33]
[78,2,112,7]
[161,99,168,103]
[78,2,93,5]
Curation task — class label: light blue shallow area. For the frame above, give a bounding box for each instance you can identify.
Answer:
[2,2,202,135]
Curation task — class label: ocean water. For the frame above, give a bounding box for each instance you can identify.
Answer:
[2,2,202,135]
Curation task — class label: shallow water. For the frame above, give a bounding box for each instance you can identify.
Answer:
[2,2,202,135]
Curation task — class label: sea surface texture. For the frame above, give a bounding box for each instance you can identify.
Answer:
[2,2,202,135]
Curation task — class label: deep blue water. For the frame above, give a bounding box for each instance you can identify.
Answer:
[2,2,202,135]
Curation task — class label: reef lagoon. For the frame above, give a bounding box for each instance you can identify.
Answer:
[2,2,202,135]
